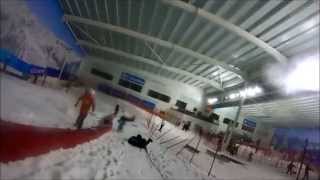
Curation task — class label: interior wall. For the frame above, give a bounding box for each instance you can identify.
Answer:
[78,58,205,111]
[213,106,263,139]
[253,122,274,148]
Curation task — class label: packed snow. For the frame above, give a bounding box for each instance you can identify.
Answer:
[0,74,207,179]
[1,73,313,180]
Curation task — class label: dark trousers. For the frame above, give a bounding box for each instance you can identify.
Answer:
[159,124,164,132]
[302,173,309,180]
[75,113,88,129]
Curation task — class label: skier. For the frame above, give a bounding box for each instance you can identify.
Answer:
[182,121,191,131]
[158,120,165,132]
[117,116,126,131]
[302,164,311,180]
[255,139,261,153]
[248,151,254,162]
[286,161,295,175]
[114,104,120,115]
[74,88,95,129]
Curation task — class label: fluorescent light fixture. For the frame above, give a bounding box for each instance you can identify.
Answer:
[303,19,316,30]
[229,93,239,99]
[211,71,219,76]
[285,54,319,93]
[228,86,263,100]
[207,97,218,105]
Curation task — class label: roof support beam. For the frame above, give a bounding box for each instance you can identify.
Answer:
[162,0,288,64]
[78,40,223,90]
[63,15,244,77]
[90,56,201,89]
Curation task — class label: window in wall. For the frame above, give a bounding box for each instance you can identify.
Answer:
[176,100,187,110]
[118,72,144,93]
[118,79,143,92]
[148,90,171,103]
[223,118,239,127]
[91,68,113,81]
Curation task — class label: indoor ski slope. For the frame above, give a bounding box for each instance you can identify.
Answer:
[0,74,303,180]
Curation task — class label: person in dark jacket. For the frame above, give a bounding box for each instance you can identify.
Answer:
[158,120,165,132]
[286,161,295,175]
[302,164,311,180]
[114,104,120,115]
[128,134,153,149]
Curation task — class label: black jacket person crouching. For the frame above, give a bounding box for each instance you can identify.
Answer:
[128,134,153,149]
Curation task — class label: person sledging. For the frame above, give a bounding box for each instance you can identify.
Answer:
[74,88,96,129]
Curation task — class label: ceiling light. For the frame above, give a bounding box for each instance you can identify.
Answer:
[228,86,263,100]
[285,54,319,93]
[207,97,218,105]
[211,71,219,76]
[232,53,239,58]
[303,19,316,30]
[229,93,239,100]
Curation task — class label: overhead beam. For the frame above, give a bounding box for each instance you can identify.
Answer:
[90,56,203,90]
[78,40,223,90]
[162,0,288,64]
[63,15,244,77]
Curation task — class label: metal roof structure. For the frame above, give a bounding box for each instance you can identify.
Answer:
[241,93,320,127]
[59,0,318,92]
[59,0,319,127]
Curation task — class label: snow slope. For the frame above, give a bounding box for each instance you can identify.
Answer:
[0,74,208,179]
[2,74,311,180]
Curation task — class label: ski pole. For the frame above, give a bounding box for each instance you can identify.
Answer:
[190,129,202,163]
[166,138,188,150]
[156,129,172,140]
[150,124,159,138]
[176,135,195,155]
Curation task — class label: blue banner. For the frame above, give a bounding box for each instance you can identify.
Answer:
[46,67,60,77]
[29,65,46,75]
[120,72,145,86]
[0,48,78,79]
[243,118,257,128]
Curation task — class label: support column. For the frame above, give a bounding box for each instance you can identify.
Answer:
[222,84,247,150]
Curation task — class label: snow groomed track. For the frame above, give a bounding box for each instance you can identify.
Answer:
[0,114,114,163]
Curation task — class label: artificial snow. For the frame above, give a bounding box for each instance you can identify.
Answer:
[2,73,312,179]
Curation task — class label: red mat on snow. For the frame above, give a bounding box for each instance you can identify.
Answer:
[0,115,114,163]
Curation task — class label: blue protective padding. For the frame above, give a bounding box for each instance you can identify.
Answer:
[0,48,77,79]
[29,65,46,75]
[46,67,60,77]
[142,100,156,110]
[0,49,30,73]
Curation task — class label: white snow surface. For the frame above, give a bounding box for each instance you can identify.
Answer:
[1,73,306,180]
[0,74,207,180]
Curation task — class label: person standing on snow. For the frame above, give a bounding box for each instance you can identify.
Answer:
[114,104,120,115]
[158,120,165,132]
[286,161,295,175]
[74,88,95,129]
[302,164,311,180]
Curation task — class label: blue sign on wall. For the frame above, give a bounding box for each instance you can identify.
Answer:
[120,72,145,86]
[243,118,257,128]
